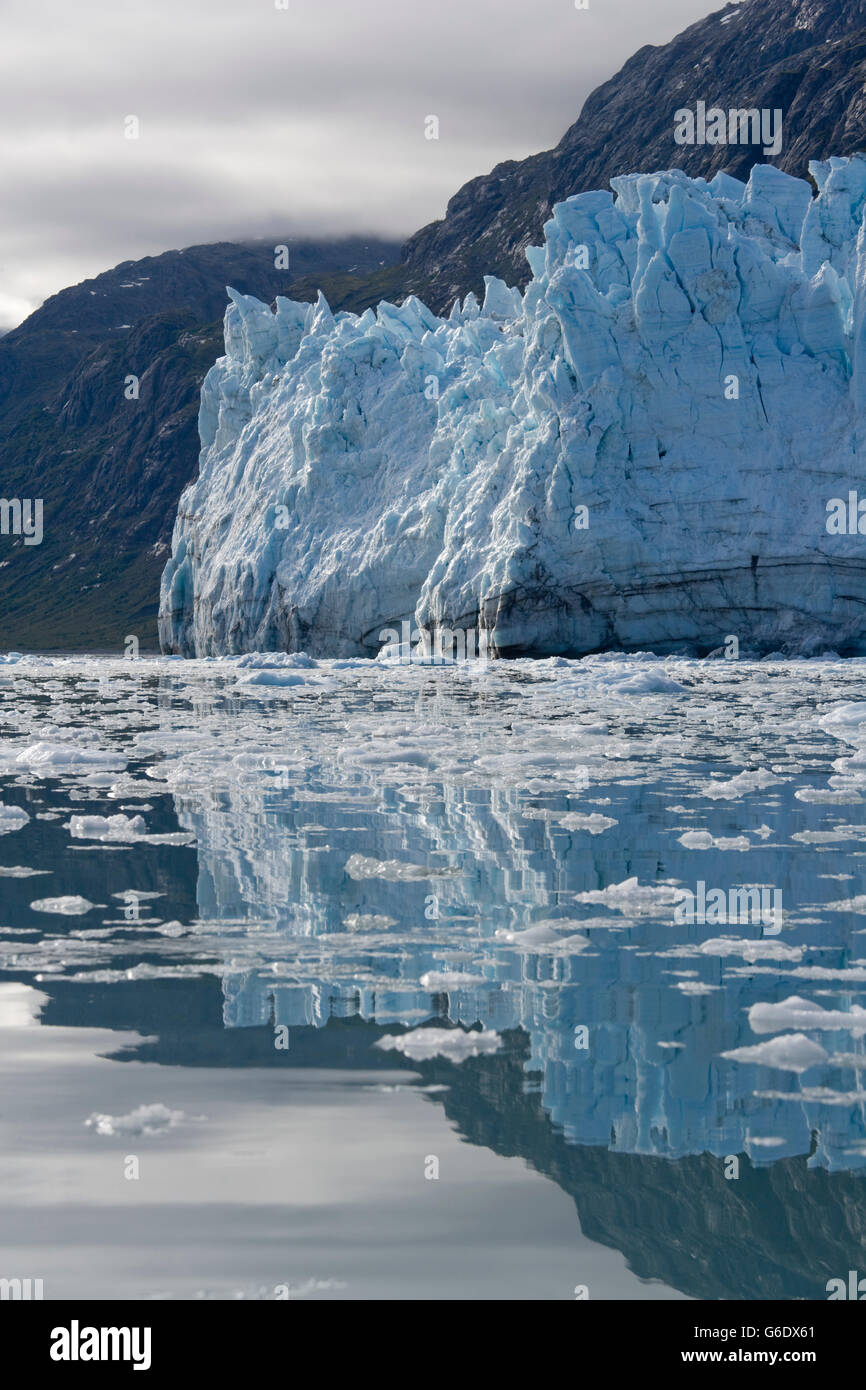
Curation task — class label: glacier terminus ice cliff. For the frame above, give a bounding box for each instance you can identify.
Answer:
[159,158,866,659]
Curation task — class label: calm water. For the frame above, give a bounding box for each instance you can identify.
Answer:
[1,651,866,1300]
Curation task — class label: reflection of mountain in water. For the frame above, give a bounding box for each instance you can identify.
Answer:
[164,684,866,1174]
[425,1031,866,1303]
[36,975,866,1301]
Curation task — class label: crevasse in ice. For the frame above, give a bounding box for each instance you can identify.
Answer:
[160,157,866,658]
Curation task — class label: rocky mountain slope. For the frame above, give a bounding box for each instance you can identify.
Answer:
[402,0,866,311]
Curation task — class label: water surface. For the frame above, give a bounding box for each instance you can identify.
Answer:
[2,651,865,1299]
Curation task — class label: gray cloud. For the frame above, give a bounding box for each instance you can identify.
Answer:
[0,0,721,328]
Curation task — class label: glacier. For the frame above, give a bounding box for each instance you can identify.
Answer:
[159,157,866,658]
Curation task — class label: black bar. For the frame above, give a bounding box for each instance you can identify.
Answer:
[4,1296,862,1376]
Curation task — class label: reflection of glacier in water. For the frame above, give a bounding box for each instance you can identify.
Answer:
[157,654,866,1172]
[3,651,866,1182]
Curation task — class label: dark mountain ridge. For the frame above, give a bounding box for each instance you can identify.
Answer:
[0,238,402,649]
[401,0,866,310]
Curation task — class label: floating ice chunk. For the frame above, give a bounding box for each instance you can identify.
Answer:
[419,971,487,990]
[30,895,97,915]
[601,670,687,695]
[792,828,855,843]
[573,876,682,913]
[84,1103,195,1137]
[68,813,146,840]
[817,703,866,744]
[345,853,458,881]
[556,812,618,834]
[791,965,866,981]
[239,670,314,686]
[795,787,862,804]
[235,651,318,668]
[67,962,215,983]
[678,830,750,850]
[756,1087,866,1105]
[0,982,48,1027]
[342,913,397,931]
[66,814,195,846]
[0,865,49,877]
[236,663,339,691]
[12,740,126,773]
[720,1034,829,1072]
[749,995,866,1034]
[702,769,783,799]
[494,921,590,952]
[698,937,802,962]
[823,1052,866,1068]
[0,803,29,834]
[375,1027,501,1062]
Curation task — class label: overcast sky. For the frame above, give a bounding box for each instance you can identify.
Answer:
[0,0,725,330]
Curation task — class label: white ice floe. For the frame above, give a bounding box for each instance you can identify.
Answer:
[0,982,48,1026]
[749,995,866,1035]
[720,1034,829,1072]
[30,895,98,915]
[702,770,783,800]
[345,854,458,881]
[795,787,862,804]
[342,913,398,931]
[419,971,488,991]
[697,937,803,962]
[84,1103,196,1137]
[6,740,126,774]
[817,703,866,745]
[554,812,618,834]
[66,814,195,846]
[375,1027,502,1062]
[493,921,590,952]
[678,830,750,850]
[573,876,682,913]
[0,803,29,834]
[756,1087,866,1105]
